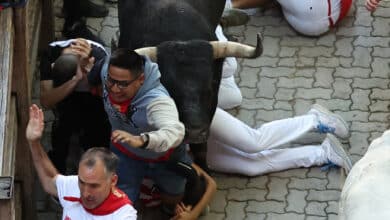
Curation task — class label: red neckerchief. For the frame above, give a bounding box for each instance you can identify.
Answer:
[108,94,132,114]
[63,187,132,216]
[337,0,352,24]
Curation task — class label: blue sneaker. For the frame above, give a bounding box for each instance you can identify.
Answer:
[321,134,353,174]
[308,104,349,139]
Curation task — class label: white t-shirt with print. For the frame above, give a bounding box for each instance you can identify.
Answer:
[56,175,137,220]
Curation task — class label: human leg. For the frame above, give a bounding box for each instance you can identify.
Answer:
[49,115,73,173]
[207,133,352,176]
[152,146,192,216]
[111,147,145,202]
[209,108,318,153]
[207,138,325,176]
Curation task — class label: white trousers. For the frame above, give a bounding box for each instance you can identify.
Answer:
[278,0,342,36]
[207,108,328,176]
[215,25,243,109]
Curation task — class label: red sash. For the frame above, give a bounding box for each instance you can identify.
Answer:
[64,188,132,216]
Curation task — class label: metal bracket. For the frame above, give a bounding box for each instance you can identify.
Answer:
[0,176,13,199]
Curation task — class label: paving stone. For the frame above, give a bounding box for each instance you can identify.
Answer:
[353,78,389,89]
[354,36,390,47]
[243,56,279,68]
[277,77,314,88]
[275,88,295,101]
[335,38,354,57]
[264,26,297,37]
[314,99,351,112]
[215,176,248,190]
[241,98,275,110]
[262,36,280,57]
[246,201,286,213]
[372,47,390,57]
[349,132,370,155]
[371,58,390,78]
[266,213,305,220]
[247,176,268,189]
[279,57,299,67]
[369,100,390,112]
[307,189,341,201]
[326,201,339,214]
[245,213,266,220]
[295,88,332,99]
[372,18,390,36]
[239,67,260,88]
[316,34,336,47]
[299,47,334,57]
[280,37,316,47]
[334,67,370,78]
[314,68,334,88]
[209,190,227,212]
[351,89,370,111]
[241,87,258,99]
[307,167,327,179]
[285,189,307,213]
[351,121,388,132]
[227,188,267,201]
[274,101,293,110]
[293,100,314,115]
[332,78,353,99]
[295,68,316,77]
[279,46,297,57]
[316,57,340,68]
[257,77,277,98]
[296,57,316,67]
[225,201,246,220]
[327,170,344,190]
[288,178,327,190]
[371,88,390,100]
[260,67,296,78]
[266,177,289,201]
[336,26,371,36]
[255,109,292,122]
[306,201,327,216]
[306,216,327,220]
[369,112,390,122]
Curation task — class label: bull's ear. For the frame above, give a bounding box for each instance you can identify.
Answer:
[210,33,263,59]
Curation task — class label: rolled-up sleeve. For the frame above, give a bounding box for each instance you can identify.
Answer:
[143,96,185,152]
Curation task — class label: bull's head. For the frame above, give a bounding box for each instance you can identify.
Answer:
[136,35,263,143]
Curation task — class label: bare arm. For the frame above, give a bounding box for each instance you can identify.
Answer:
[173,164,217,220]
[40,78,81,109]
[26,104,59,196]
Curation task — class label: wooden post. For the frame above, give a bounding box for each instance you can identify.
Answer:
[12,4,36,220]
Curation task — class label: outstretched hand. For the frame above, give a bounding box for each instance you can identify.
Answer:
[111,130,144,148]
[26,104,45,142]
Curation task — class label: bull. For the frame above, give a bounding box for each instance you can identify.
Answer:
[117,0,262,167]
[339,130,390,219]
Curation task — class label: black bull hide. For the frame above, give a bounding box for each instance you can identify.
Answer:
[117,0,261,169]
[118,0,227,143]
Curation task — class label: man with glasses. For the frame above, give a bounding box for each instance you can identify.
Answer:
[40,38,111,174]
[98,48,191,217]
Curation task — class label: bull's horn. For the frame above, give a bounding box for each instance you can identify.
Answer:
[134,47,157,61]
[210,33,263,59]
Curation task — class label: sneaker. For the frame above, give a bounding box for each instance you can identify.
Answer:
[308,104,349,139]
[321,134,353,173]
[220,8,250,28]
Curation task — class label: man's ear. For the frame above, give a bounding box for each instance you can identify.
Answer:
[111,174,118,187]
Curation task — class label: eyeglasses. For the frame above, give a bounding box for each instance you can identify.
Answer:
[105,75,139,90]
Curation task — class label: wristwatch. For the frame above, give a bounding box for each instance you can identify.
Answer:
[140,133,149,149]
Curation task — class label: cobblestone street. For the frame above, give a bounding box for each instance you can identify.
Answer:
[33,0,390,219]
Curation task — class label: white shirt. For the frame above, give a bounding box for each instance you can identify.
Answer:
[56,175,137,220]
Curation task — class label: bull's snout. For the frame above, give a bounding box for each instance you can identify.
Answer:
[185,128,209,144]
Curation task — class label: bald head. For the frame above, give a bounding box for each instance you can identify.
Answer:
[79,147,119,177]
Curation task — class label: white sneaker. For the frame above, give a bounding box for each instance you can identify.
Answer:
[308,104,349,139]
[321,134,353,174]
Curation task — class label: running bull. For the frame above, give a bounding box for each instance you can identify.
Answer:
[339,130,390,219]
[117,0,262,144]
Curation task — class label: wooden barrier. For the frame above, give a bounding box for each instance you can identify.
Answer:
[0,0,54,219]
